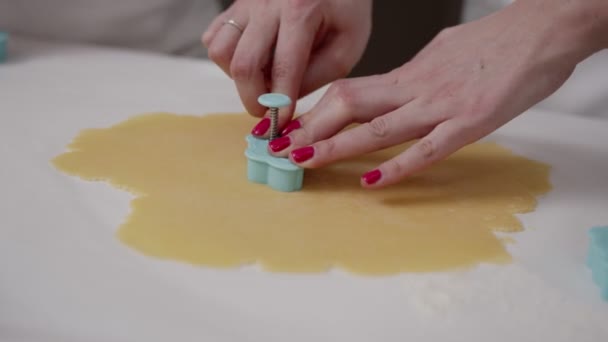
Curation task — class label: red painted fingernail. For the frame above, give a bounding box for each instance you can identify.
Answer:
[291,146,314,163]
[268,136,291,152]
[362,169,382,185]
[251,118,270,136]
[281,120,301,136]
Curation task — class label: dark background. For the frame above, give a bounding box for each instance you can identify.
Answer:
[219,1,463,76]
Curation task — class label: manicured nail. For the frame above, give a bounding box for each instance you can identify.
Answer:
[251,118,270,136]
[362,169,382,185]
[281,120,301,136]
[291,146,314,163]
[268,136,291,152]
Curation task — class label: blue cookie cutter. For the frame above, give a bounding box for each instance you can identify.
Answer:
[244,92,303,192]
[244,134,303,192]
[587,226,608,301]
[0,32,7,63]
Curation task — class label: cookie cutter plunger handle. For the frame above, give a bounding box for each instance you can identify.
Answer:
[257,93,292,141]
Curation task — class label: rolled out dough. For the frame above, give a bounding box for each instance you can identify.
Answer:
[52,113,552,275]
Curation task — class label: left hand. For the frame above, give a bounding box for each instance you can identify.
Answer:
[268,0,601,188]
[202,0,372,127]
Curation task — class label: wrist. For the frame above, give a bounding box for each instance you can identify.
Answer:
[515,0,608,60]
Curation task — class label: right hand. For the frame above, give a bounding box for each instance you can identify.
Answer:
[268,0,595,188]
[202,0,372,137]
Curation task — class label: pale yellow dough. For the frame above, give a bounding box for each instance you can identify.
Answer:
[52,113,552,275]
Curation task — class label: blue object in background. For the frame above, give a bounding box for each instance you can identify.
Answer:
[587,226,608,301]
[244,135,303,192]
[0,31,7,63]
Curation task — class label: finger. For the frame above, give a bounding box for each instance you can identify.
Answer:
[202,12,228,47]
[270,72,404,151]
[289,101,436,167]
[231,16,279,118]
[300,34,368,97]
[256,36,394,140]
[268,6,322,127]
[362,118,483,188]
[207,15,249,77]
[268,73,407,155]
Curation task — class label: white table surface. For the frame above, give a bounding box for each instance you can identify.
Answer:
[1,36,608,342]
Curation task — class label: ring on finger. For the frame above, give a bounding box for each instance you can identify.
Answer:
[223,19,245,33]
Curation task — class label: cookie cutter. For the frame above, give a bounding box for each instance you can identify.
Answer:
[244,93,303,192]
[244,134,303,192]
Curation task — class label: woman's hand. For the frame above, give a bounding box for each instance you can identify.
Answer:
[202,0,372,136]
[268,0,605,188]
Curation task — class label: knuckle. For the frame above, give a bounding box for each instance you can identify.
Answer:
[319,138,336,157]
[457,98,499,134]
[292,124,315,145]
[287,0,310,10]
[207,45,231,66]
[384,158,406,177]
[290,117,317,143]
[272,59,290,80]
[230,58,256,81]
[426,27,456,50]
[367,116,390,139]
[417,138,436,160]
[328,80,357,113]
[286,0,321,20]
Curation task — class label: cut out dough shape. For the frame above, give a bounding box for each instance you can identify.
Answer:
[52,113,552,275]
